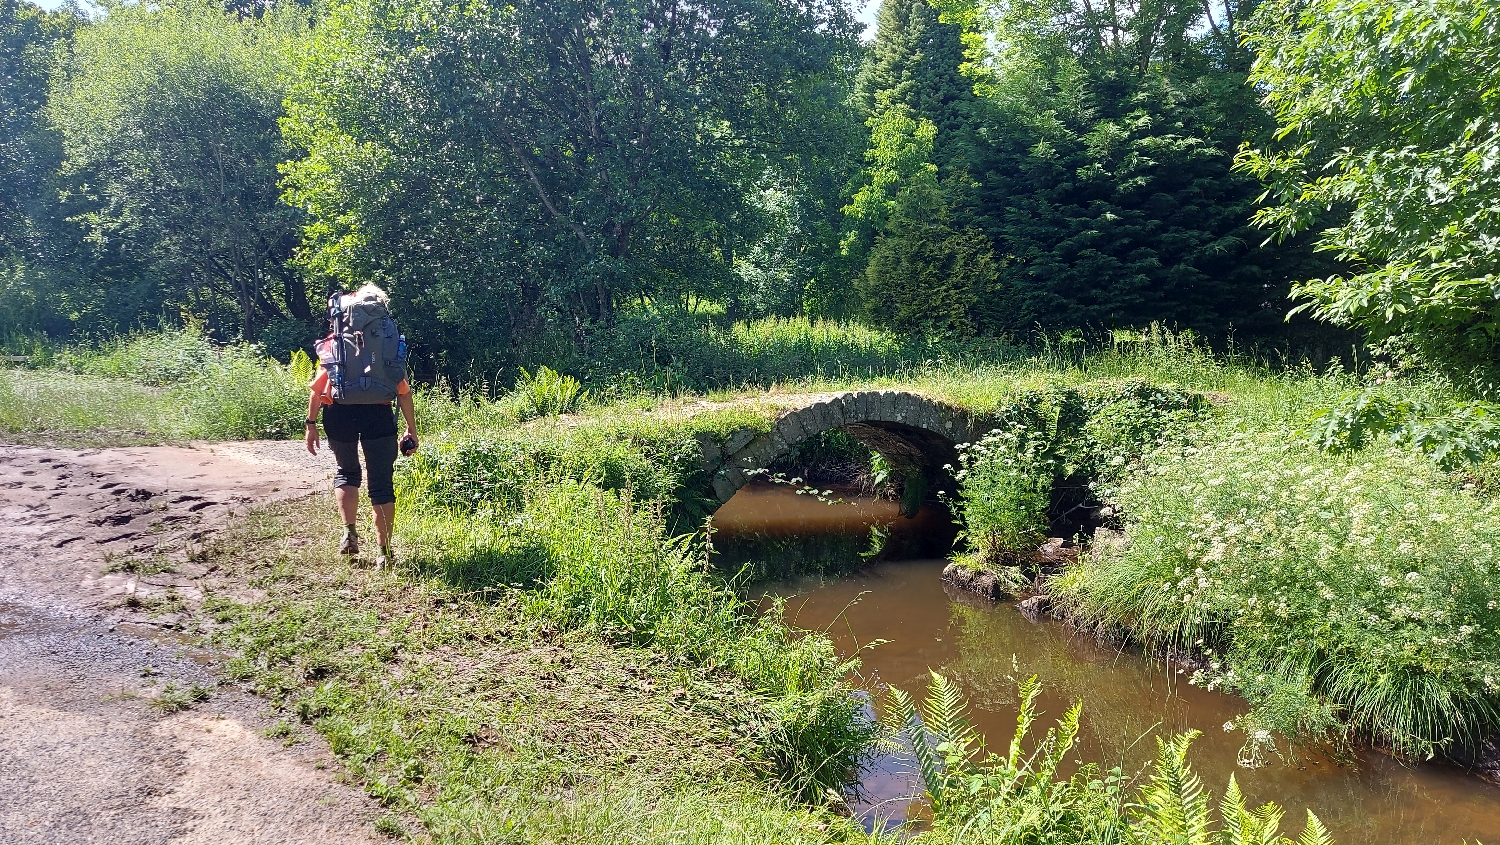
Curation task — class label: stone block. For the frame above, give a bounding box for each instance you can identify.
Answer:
[723,428,756,455]
[777,412,807,445]
[694,432,723,471]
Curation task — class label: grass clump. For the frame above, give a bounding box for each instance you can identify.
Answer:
[891,673,1334,845]
[1053,430,1500,760]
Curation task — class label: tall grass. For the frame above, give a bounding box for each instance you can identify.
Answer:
[1052,431,1500,759]
[395,480,875,801]
[0,327,310,443]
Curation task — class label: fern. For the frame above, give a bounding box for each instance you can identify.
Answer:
[883,685,944,804]
[1218,775,1285,845]
[515,365,588,418]
[1131,730,1213,845]
[1295,812,1333,845]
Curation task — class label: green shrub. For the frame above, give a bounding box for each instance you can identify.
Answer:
[1054,431,1500,758]
[1307,382,1500,469]
[950,382,1206,568]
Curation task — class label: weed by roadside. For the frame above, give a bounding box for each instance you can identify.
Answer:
[150,681,214,713]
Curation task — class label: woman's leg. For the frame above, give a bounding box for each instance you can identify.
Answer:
[362,433,399,561]
[327,437,365,554]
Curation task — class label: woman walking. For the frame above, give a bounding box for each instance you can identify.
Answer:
[303,283,417,568]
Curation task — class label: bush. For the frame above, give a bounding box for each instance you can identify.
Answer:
[1054,431,1500,758]
[950,382,1206,568]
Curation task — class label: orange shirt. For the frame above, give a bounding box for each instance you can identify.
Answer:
[309,365,410,406]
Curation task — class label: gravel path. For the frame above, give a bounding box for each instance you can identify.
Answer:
[0,440,384,844]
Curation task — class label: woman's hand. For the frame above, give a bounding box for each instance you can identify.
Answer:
[305,423,320,456]
[401,428,419,455]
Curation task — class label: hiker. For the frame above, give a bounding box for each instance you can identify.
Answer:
[303,283,417,568]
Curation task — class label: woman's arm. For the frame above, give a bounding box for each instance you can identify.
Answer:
[397,391,418,452]
[305,390,322,455]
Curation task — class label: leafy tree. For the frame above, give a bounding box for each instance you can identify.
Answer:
[284,0,859,374]
[47,0,307,343]
[1238,0,1500,386]
[0,0,76,337]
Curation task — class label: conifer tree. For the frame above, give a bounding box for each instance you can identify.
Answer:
[850,0,992,337]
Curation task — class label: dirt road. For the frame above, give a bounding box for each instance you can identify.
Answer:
[1,441,384,844]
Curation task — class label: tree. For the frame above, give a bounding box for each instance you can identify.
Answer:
[0,0,76,337]
[1238,0,1500,386]
[848,0,991,336]
[925,0,1334,341]
[47,0,306,342]
[283,0,859,373]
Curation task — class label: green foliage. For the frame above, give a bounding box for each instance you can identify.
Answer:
[211,502,884,845]
[577,311,950,393]
[847,0,991,340]
[895,675,1332,845]
[1239,0,1500,386]
[513,366,588,419]
[913,0,1333,341]
[47,0,310,341]
[0,0,76,337]
[1307,381,1500,469]
[1054,431,1500,759]
[0,327,308,441]
[951,381,1205,566]
[394,481,875,802]
[282,0,861,374]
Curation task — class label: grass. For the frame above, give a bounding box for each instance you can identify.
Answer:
[1052,430,1500,760]
[0,327,311,444]
[14,320,1500,834]
[196,492,882,843]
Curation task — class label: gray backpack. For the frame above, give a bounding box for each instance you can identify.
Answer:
[315,290,408,404]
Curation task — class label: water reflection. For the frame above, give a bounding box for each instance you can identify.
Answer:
[770,559,1500,844]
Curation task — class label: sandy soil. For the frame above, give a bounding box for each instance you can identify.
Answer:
[0,440,385,844]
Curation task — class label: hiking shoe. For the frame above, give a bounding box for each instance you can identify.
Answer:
[375,546,392,569]
[339,529,359,556]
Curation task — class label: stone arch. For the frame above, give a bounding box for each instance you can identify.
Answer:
[702,391,976,514]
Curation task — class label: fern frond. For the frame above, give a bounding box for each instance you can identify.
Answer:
[1036,698,1082,783]
[1296,811,1333,845]
[924,671,979,771]
[884,685,943,804]
[1008,674,1043,769]
[1131,730,1212,845]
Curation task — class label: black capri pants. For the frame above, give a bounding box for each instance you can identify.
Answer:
[322,403,399,506]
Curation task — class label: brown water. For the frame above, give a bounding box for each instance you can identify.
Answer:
[727,485,1500,843]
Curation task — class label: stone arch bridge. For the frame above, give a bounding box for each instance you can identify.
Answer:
[697,391,979,515]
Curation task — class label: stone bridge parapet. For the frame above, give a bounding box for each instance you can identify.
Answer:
[700,391,978,509]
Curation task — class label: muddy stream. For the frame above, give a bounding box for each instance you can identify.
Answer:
[713,481,1500,843]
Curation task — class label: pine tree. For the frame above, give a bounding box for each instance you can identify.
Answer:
[857,0,976,175]
[851,0,993,337]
